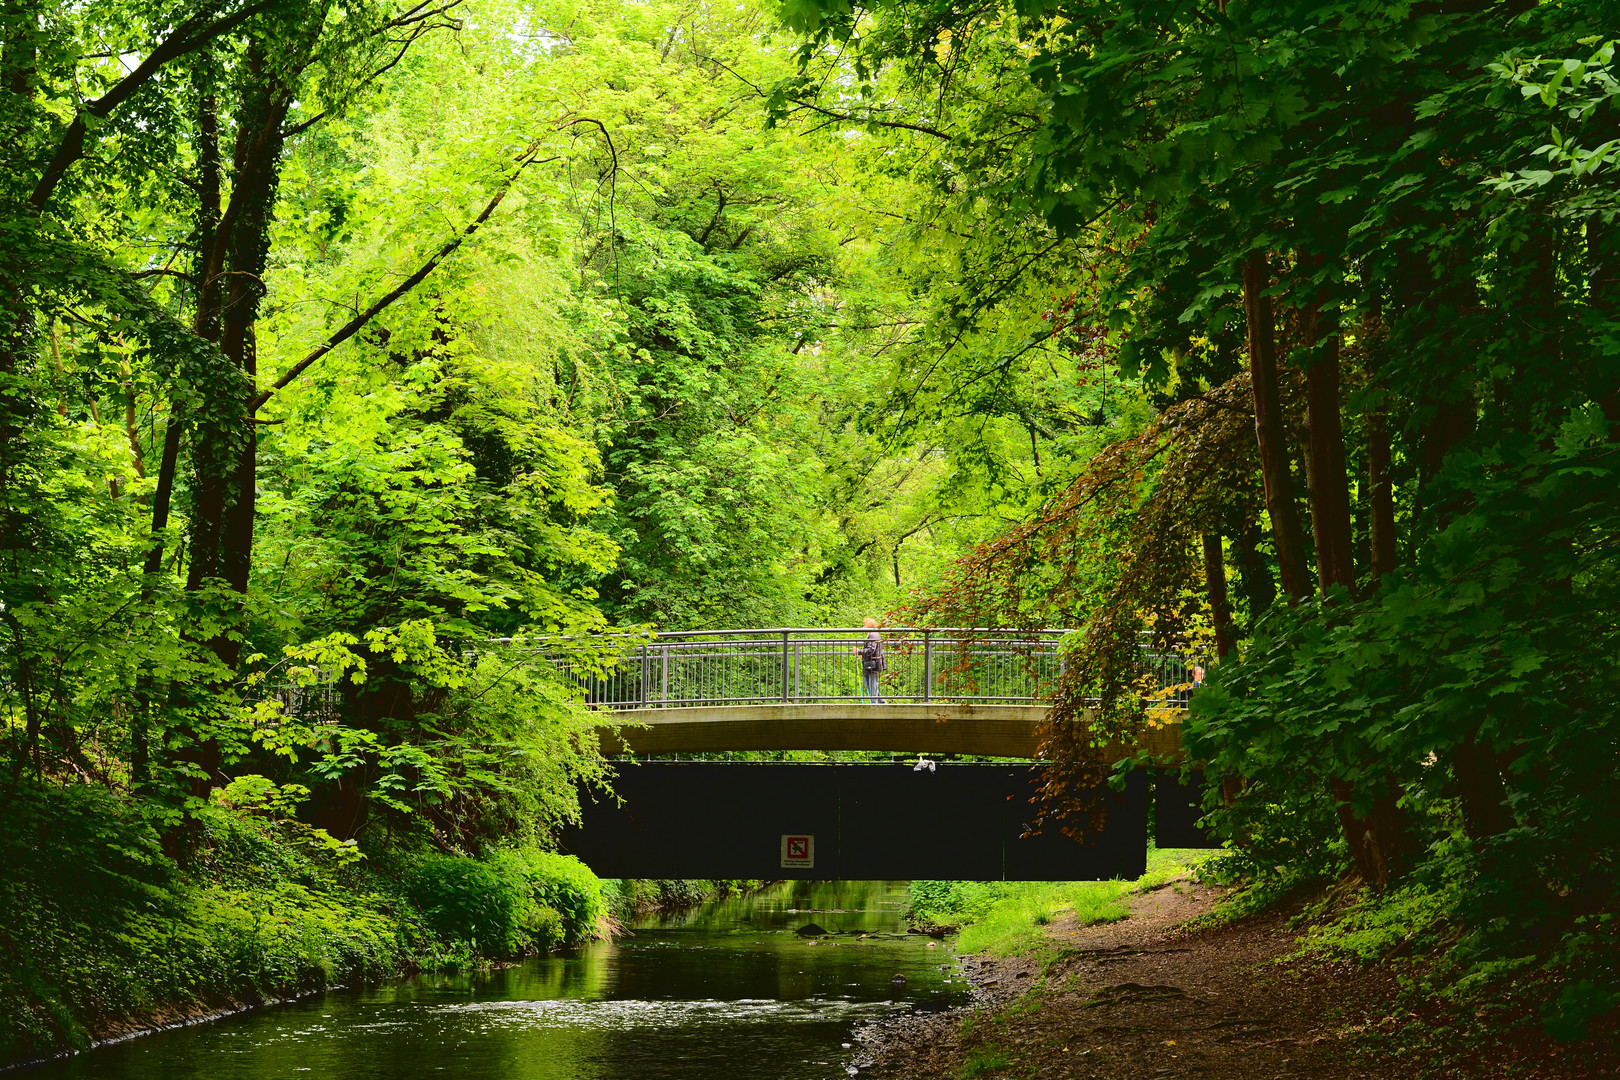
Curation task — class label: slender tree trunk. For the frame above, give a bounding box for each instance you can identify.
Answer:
[1307,270,1410,885]
[1243,252,1312,602]
[1,6,44,789]
[1367,410,1395,579]
[149,81,221,581]
[122,365,146,482]
[138,77,228,795]
[1202,530,1249,813]
[142,422,184,577]
[1226,503,1275,625]
[1411,250,1516,853]
[1201,532,1235,659]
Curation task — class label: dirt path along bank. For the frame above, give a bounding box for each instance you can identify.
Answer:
[854,884,1386,1080]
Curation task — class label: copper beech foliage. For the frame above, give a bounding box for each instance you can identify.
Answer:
[900,371,1267,836]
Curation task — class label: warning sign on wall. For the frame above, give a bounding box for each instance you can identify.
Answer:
[780,834,814,869]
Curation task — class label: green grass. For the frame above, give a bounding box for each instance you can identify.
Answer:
[942,848,1216,957]
[959,1044,1015,1076]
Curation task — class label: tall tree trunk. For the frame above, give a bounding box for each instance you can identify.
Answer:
[135,78,224,790]
[1592,215,1620,432]
[1243,252,1312,602]
[1301,282,1355,599]
[1411,248,1515,852]
[186,44,289,621]
[1,4,45,788]
[1364,303,1397,583]
[173,45,294,800]
[1304,265,1409,886]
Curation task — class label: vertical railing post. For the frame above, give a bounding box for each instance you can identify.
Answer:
[661,644,668,704]
[640,642,649,706]
[923,629,932,703]
[781,630,790,703]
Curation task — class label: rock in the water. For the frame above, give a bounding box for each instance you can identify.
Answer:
[796,922,827,937]
[890,973,907,985]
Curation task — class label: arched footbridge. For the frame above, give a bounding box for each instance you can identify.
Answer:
[543,629,1216,881]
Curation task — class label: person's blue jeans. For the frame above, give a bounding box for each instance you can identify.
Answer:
[861,671,885,704]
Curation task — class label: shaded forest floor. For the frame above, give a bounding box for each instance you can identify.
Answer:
[853,881,1618,1080]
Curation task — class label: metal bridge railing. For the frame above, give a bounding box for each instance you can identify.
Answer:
[534,628,1199,711]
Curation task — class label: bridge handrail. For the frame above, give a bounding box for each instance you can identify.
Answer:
[268,627,1198,719]
[529,627,1197,711]
[485,626,1075,644]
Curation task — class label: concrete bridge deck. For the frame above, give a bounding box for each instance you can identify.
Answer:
[600,703,1185,759]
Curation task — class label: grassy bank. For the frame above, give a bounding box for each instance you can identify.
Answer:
[907,848,1216,956]
[0,784,614,1067]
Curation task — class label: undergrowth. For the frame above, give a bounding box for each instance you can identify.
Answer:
[1194,842,1620,1075]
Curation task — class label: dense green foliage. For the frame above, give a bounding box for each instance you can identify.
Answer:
[406,847,606,954]
[780,0,1620,1046]
[0,780,615,1062]
[3,0,1085,1058]
[5,0,1619,1065]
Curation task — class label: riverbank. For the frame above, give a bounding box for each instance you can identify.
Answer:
[2,788,773,1074]
[857,872,1620,1079]
[0,785,623,1069]
[18,879,965,1080]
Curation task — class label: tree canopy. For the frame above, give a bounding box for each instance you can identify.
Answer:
[4,0,1618,1049]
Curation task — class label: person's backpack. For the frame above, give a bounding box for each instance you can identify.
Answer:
[861,636,886,673]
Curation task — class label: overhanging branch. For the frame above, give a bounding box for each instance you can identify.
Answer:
[30,0,273,210]
[250,145,559,412]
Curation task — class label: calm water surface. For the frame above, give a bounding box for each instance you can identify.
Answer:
[38,881,967,1080]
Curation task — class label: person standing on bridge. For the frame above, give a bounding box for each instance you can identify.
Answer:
[854,617,887,704]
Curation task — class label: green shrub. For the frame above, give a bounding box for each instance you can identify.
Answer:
[0,784,410,1067]
[523,906,566,952]
[908,881,1005,927]
[407,855,526,954]
[0,784,180,1061]
[488,847,608,945]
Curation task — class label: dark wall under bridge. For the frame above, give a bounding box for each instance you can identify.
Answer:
[557,762,1213,881]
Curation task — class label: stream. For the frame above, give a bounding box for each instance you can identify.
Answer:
[33,881,969,1079]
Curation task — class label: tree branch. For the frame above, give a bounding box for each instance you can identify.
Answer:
[783,98,952,141]
[284,2,463,139]
[695,48,952,142]
[249,147,558,412]
[30,0,272,210]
